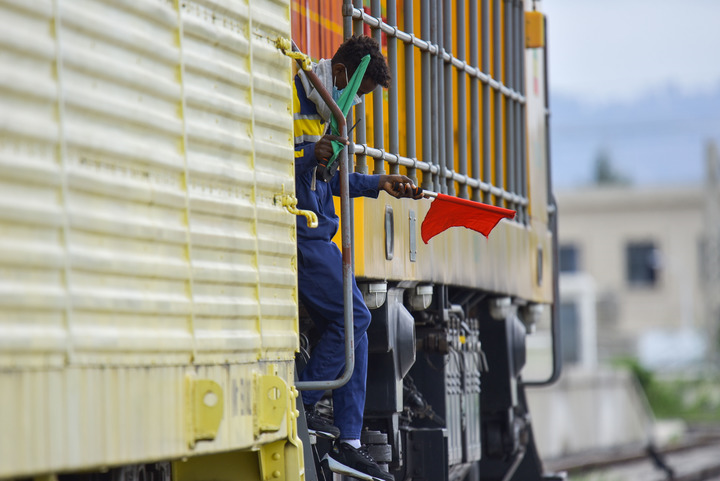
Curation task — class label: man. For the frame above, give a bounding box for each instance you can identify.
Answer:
[293,35,421,481]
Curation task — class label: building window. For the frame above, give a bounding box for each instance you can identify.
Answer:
[699,237,707,282]
[559,301,581,364]
[626,242,662,286]
[559,244,579,273]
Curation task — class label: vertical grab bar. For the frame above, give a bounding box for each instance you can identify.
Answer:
[524,15,563,387]
[421,0,434,191]
[443,0,455,196]
[469,0,481,202]
[457,0,468,200]
[371,0,386,175]
[493,0,504,207]
[503,0,515,213]
[517,0,529,225]
[514,0,525,224]
[291,41,355,392]
[481,0,492,204]
[352,0,368,174]
[387,0,400,175]
[404,0,418,185]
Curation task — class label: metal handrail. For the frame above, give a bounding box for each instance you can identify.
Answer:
[290,41,355,392]
[345,0,529,223]
[351,143,529,206]
[523,15,563,387]
[348,6,526,104]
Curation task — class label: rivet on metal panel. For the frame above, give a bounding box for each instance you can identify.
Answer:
[255,374,288,434]
[259,440,286,481]
[275,185,318,228]
[185,376,224,449]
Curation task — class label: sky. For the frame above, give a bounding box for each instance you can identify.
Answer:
[541,0,720,105]
[539,2,719,366]
[541,0,720,187]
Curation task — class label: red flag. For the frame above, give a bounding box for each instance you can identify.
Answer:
[421,193,516,244]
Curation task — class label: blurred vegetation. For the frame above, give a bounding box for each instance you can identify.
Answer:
[613,357,720,424]
[592,149,632,186]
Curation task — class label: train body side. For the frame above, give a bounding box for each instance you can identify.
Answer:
[0,0,302,478]
[0,1,559,480]
[350,194,552,301]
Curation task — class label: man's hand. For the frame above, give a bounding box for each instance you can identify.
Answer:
[314,134,348,163]
[378,174,423,199]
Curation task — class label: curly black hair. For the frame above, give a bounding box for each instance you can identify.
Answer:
[332,35,391,88]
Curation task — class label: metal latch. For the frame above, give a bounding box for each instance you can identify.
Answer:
[275,36,311,71]
[185,375,224,448]
[255,374,288,434]
[275,185,318,228]
[257,382,304,481]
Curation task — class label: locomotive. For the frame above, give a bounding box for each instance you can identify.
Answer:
[0,0,560,480]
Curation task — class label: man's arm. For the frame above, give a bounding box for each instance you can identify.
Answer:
[330,172,381,198]
[331,172,424,200]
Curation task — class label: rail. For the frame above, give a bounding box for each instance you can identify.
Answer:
[344,0,529,223]
[524,14,562,387]
[288,41,356,392]
[545,434,720,481]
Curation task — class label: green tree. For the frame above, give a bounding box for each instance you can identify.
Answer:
[593,149,631,185]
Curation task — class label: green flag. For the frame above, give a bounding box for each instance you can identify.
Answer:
[327,54,371,168]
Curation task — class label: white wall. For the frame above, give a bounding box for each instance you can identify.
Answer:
[526,367,654,459]
[556,185,706,363]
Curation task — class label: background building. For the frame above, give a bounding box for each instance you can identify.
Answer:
[555,142,720,369]
[525,143,720,461]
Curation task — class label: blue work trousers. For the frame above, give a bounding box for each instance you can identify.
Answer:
[297,239,371,440]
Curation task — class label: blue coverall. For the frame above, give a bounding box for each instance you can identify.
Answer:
[293,74,380,440]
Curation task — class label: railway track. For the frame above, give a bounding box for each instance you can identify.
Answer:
[544,432,720,481]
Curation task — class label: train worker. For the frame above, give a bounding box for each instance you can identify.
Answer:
[293,35,421,481]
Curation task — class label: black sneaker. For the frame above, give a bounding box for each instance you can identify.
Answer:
[323,442,394,481]
[305,405,340,439]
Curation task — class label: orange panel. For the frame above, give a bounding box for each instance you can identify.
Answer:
[291,1,343,60]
